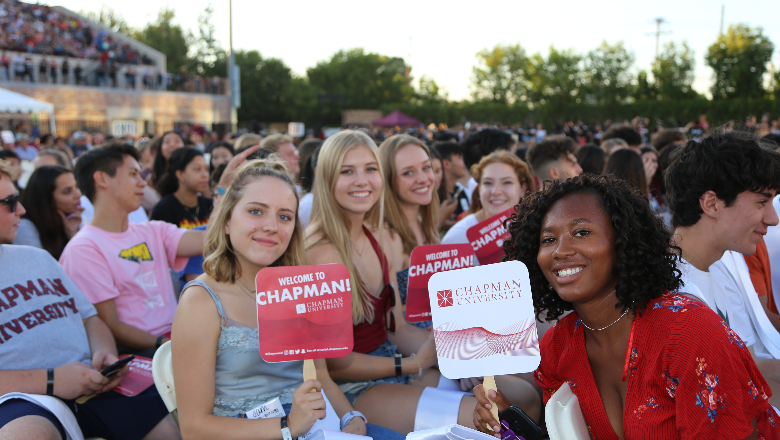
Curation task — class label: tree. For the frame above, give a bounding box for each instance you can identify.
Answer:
[582,41,636,105]
[652,41,697,100]
[133,8,190,73]
[471,44,529,103]
[233,50,294,123]
[525,46,584,107]
[306,49,411,124]
[705,24,775,99]
[773,70,780,99]
[415,75,448,104]
[81,6,134,35]
[633,70,657,101]
[187,4,226,77]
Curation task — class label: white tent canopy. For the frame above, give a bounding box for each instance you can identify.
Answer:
[0,87,56,133]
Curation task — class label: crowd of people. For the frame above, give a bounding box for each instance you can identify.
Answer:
[1,117,780,440]
[0,50,224,93]
[0,0,225,92]
[0,0,153,64]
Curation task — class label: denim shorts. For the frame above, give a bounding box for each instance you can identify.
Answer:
[337,339,412,405]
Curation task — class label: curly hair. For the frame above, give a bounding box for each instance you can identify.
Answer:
[503,174,681,322]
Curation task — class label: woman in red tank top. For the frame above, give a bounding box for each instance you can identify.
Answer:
[304,130,483,434]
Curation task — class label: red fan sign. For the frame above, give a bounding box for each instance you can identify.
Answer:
[405,244,475,322]
[114,355,154,397]
[466,208,514,265]
[256,264,353,362]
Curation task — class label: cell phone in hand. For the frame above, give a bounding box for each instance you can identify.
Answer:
[101,355,135,377]
[498,406,543,440]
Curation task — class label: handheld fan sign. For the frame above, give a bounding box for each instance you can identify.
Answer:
[256,264,353,381]
[405,243,476,323]
[428,261,540,428]
[465,208,514,265]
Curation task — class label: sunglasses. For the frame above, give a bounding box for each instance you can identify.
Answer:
[383,284,396,333]
[0,193,19,212]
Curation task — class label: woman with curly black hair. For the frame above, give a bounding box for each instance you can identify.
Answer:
[473,174,777,439]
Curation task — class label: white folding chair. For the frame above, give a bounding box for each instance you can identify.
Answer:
[151,341,178,427]
[545,382,590,440]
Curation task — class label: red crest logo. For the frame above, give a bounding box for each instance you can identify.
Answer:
[437,290,453,307]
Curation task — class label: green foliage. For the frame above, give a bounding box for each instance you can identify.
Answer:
[80,6,134,35]
[773,71,780,99]
[415,75,448,104]
[653,41,698,100]
[233,51,294,123]
[306,49,412,124]
[633,70,657,101]
[187,5,226,77]
[471,44,529,103]
[526,46,584,107]
[582,41,636,105]
[705,24,775,99]
[132,7,190,73]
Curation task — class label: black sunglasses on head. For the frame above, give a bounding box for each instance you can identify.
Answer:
[0,193,19,212]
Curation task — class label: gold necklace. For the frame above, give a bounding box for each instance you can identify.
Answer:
[353,235,367,257]
[237,279,256,300]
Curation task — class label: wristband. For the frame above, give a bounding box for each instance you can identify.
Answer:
[155,335,165,348]
[216,186,226,196]
[340,411,367,430]
[411,353,424,377]
[280,415,292,440]
[46,368,54,396]
[394,353,403,377]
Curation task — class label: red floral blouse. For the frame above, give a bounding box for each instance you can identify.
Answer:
[534,292,778,439]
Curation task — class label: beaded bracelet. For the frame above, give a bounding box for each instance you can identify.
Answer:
[410,353,423,377]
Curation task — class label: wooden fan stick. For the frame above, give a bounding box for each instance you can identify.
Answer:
[483,375,500,432]
[303,359,317,392]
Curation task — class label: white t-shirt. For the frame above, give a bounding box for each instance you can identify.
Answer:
[464,177,478,204]
[710,251,780,359]
[441,214,482,265]
[298,192,314,228]
[678,257,758,348]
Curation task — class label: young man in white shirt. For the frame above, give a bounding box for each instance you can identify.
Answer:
[665,131,780,408]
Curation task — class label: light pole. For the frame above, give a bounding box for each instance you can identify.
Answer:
[228,0,239,132]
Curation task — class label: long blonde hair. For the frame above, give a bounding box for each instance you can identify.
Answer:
[469,150,536,213]
[203,157,306,283]
[378,134,439,257]
[306,130,384,325]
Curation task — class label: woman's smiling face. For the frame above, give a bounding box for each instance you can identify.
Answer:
[333,145,383,216]
[536,192,618,306]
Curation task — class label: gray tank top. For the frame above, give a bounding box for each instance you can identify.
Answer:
[182,280,303,417]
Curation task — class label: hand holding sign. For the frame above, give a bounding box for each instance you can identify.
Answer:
[256,264,352,436]
[406,244,476,323]
[466,208,514,265]
[428,261,540,432]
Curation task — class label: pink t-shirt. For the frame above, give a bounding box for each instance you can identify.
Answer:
[60,221,188,336]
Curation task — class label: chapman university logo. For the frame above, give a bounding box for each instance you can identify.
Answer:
[296,304,306,314]
[437,290,453,307]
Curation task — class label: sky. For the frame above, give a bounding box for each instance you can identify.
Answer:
[52,0,780,101]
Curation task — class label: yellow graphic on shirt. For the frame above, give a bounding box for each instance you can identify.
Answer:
[180,217,209,229]
[118,243,154,263]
